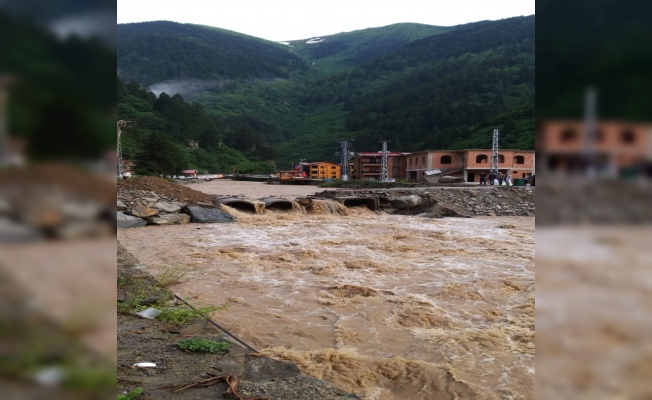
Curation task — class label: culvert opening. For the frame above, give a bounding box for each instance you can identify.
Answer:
[221,201,258,214]
[341,198,377,211]
[265,201,295,211]
[379,197,392,207]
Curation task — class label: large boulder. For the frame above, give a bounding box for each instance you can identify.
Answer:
[146,214,191,225]
[152,201,185,213]
[182,205,234,223]
[129,206,158,218]
[391,195,422,209]
[0,218,43,241]
[117,211,147,228]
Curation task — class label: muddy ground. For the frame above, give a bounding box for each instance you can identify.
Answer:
[117,242,360,400]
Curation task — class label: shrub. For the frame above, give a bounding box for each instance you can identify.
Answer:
[155,265,188,288]
[157,303,228,326]
[117,387,143,399]
[178,338,229,353]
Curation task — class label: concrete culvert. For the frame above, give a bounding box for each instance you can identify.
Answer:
[338,197,380,211]
[260,198,300,212]
[213,197,262,214]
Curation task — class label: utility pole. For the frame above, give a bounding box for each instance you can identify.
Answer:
[0,75,15,167]
[117,120,125,177]
[490,129,499,174]
[337,139,353,181]
[380,140,390,182]
[117,120,135,177]
[583,87,599,176]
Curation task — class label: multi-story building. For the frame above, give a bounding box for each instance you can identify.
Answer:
[349,152,409,180]
[406,149,535,183]
[306,161,341,179]
[537,120,652,175]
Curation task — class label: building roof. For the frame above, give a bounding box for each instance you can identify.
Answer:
[408,149,534,153]
[307,161,340,166]
[355,152,410,156]
[461,149,535,152]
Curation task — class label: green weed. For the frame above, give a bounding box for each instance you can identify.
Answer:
[178,338,229,353]
[117,387,143,399]
[155,264,188,288]
[157,303,228,326]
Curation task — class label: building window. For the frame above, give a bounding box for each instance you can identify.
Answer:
[409,159,413,166]
[476,154,488,163]
[560,128,578,142]
[422,156,426,165]
[415,158,419,166]
[440,155,452,164]
[514,155,525,164]
[498,155,505,163]
[621,130,636,144]
[596,129,604,142]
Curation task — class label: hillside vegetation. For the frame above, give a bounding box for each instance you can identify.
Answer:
[117,16,534,174]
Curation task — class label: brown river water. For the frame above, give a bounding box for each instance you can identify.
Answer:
[118,181,534,400]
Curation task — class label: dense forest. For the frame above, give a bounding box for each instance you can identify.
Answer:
[1,9,115,161]
[118,16,535,174]
[117,78,277,175]
[536,1,652,121]
[117,21,308,85]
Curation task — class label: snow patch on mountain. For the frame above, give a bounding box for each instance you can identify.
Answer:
[306,37,326,44]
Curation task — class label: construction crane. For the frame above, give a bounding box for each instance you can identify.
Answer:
[490,129,499,174]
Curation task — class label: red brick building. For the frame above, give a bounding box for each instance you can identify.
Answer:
[537,120,652,175]
[350,152,409,180]
[406,149,535,183]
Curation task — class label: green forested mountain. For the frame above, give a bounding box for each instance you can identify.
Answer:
[117,21,308,84]
[117,15,534,174]
[1,9,115,161]
[537,1,652,120]
[284,23,452,74]
[117,78,276,175]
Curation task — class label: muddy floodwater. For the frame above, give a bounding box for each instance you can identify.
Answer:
[119,182,534,400]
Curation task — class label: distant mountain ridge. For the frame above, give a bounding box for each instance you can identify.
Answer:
[283,23,453,73]
[117,21,308,85]
[117,16,534,173]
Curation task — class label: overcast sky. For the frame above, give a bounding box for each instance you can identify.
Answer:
[118,0,535,42]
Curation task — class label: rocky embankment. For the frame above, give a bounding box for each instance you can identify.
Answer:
[118,178,535,229]
[0,163,115,241]
[313,186,536,218]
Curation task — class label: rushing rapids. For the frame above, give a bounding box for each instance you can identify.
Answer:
[118,198,534,400]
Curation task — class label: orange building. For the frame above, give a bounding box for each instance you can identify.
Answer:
[350,152,409,180]
[537,120,652,175]
[406,149,535,183]
[306,162,341,179]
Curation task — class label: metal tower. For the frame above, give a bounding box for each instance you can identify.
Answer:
[583,87,600,176]
[380,140,389,182]
[338,139,353,181]
[490,129,499,173]
[117,120,135,177]
[117,120,126,177]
